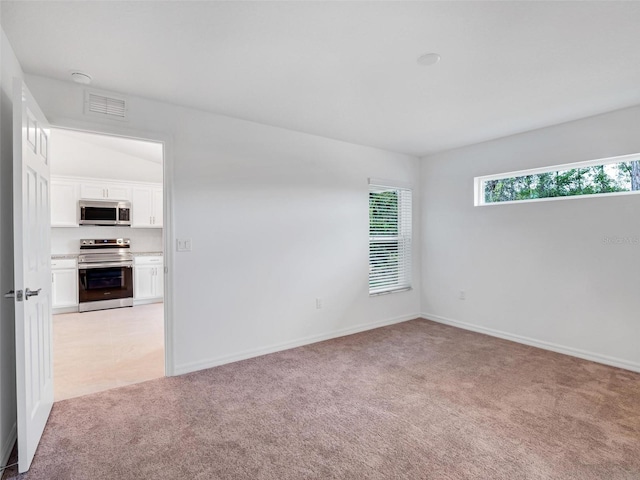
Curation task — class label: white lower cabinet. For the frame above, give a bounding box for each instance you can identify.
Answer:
[134,256,164,303]
[52,258,78,312]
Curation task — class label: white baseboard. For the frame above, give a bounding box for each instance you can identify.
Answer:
[1,423,16,469]
[133,298,163,307]
[422,312,640,373]
[52,306,78,315]
[174,313,419,376]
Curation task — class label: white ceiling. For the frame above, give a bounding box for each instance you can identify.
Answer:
[53,129,163,165]
[3,1,640,157]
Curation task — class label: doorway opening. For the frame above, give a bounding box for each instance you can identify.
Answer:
[49,128,166,401]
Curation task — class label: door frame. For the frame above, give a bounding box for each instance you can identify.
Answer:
[48,120,176,376]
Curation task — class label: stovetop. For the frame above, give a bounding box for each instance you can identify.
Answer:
[78,238,133,264]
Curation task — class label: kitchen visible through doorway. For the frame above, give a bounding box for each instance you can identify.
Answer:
[49,128,165,401]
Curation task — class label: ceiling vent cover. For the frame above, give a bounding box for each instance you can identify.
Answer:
[84,91,128,120]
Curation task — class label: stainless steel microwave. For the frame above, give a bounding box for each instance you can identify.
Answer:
[79,200,131,226]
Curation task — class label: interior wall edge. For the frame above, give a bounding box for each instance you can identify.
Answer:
[174,312,420,376]
[0,423,16,468]
[422,312,640,374]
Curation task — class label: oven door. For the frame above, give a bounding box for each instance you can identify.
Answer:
[78,263,133,305]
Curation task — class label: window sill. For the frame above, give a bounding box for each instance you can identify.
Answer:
[369,287,412,297]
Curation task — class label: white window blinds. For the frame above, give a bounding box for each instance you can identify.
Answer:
[369,182,412,295]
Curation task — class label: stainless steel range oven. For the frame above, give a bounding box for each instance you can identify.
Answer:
[78,238,134,312]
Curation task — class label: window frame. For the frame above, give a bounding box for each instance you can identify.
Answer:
[474,152,640,207]
[368,179,412,296]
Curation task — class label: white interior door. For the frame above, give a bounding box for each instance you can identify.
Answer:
[12,78,53,473]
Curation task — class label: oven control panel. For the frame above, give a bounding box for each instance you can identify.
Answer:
[80,238,131,248]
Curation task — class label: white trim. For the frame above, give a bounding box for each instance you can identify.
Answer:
[52,174,162,189]
[368,177,413,189]
[478,152,640,182]
[161,133,176,376]
[174,313,420,376]
[133,298,163,307]
[474,151,640,206]
[422,312,640,373]
[476,189,640,208]
[52,306,78,315]
[369,286,412,297]
[1,423,16,471]
[46,116,176,377]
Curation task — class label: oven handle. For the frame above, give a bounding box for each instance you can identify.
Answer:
[78,262,133,269]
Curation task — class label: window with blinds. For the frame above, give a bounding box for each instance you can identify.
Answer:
[369,182,412,295]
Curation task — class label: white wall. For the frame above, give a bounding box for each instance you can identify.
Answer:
[420,106,640,371]
[25,74,422,375]
[0,27,21,467]
[52,227,162,255]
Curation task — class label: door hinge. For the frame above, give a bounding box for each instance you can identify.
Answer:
[4,290,24,301]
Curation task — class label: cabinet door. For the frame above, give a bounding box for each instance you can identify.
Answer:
[51,180,79,227]
[105,183,130,200]
[52,269,78,307]
[152,187,163,227]
[80,182,130,200]
[134,265,156,299]
[132,187,153,227]
[80,182,107,200]
[154,266,164,298]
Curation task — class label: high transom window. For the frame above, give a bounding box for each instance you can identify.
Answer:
[475,153,640,206]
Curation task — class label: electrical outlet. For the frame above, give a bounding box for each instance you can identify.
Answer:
[176,238,192,252]
[459,290,466,300]
[315,298,323,309]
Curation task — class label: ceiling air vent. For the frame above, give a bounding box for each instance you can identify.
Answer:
[84,91,128,120]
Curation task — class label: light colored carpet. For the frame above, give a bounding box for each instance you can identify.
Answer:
[4,318,640,479]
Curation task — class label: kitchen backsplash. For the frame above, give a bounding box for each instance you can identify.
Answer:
[51,227,163,254]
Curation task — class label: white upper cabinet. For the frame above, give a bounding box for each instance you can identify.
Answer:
[51,175,162,229]
[51,179,79,227]
[80,181,131,201]
[132,186,163,228]
[152,187,163,227]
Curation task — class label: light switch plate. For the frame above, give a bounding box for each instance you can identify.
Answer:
[176,238,192,252]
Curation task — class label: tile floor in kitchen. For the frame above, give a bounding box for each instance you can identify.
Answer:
[53,303,165,401]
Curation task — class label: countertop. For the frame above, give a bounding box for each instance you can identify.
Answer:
[51,254,79,259]
[52,252,163,259]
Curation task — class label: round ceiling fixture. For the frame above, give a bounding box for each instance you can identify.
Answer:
[70,71,92,85]
[417,53,441,66]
